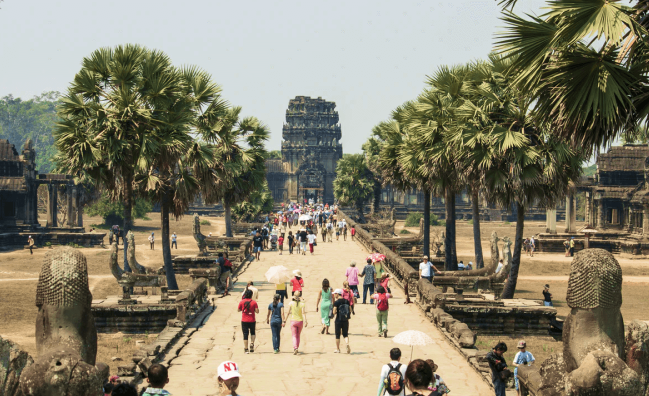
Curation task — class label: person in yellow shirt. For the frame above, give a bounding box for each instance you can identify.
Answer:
[276,281,287,303]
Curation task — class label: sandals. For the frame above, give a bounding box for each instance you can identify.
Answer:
[346,345,351,354]
[321,327,326,334]
[245,349,249,354]
[250,343,254,352]
[293,349,298,355]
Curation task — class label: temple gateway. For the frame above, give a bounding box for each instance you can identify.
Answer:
[266,96,343,204]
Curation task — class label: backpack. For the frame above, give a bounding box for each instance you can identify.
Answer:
[224,259,232,268]
[338,300,350,320]
[384,363,405,395]
[377,293,389,311]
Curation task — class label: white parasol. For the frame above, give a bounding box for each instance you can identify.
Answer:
[298,214,313,221]
[393,330,436,360]
[265,265,292,284]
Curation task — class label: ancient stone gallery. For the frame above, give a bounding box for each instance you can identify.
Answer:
[265,96,343,204]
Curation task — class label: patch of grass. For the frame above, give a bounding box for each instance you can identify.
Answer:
[476,336,561,367]
[200,219,211,226]
[504,221,511,225]
[400,229,412,234]
[90,223,111,230]
[405,212,442,227]
[468,219,473,225]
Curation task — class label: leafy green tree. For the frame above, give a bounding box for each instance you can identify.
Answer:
[496,0,649,151]
[266,150,282,159]
[361,137,385,213]
[333,154,374,223]
[232,181,274,222]
[0,92,61,172]
[85,192,152,225]
[54,44,184,271]
[199,107,269,237]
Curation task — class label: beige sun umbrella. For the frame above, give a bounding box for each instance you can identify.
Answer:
[393,330,436,360]
[265,265,292,284]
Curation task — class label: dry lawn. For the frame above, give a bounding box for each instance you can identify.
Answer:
[475,336,562,368]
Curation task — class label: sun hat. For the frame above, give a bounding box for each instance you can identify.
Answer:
[350,261,356,267]
[423,255,428,259]
[217,361,241,380]
[517,340,526,349]
[293,270,302,277]
[333,289,343,295]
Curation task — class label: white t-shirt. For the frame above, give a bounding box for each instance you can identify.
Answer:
[513,351,535,367]
[378,361,407,396]
[241,286,259,301]
[419,261,432,277]
[307,234,317,244]
[458,262,465,270]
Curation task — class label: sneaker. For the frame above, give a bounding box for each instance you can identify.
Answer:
[346,345,351,354]
[245,349,249,354]
[293,349,298,355]
[274,349,279,354]
[384,330,388,338]
[250,344,254,352]
[334,349,340,353]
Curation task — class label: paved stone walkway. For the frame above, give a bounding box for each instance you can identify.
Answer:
[164,236,492,395]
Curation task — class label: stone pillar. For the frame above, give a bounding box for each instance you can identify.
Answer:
[67,184,74,227]
[565,193,576,233]
[598,200,606,229]
[585,192,591,225]
[546,208,557,234]
[46,184,57,228]
[643,204,649,236]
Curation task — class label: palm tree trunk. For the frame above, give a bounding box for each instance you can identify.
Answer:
[122,168,134,272]
[356,200,366,223]
[444,186,457,271]
[501,202,525,299]
[373,181,382,213]
[224,202,233,238]
[161,192,179,290]
[423,190,431,257]
[471,186,484,269]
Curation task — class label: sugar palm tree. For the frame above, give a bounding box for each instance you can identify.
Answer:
[496,0,649,150]
[200,107,269,237]
[54,44,181,270]
[333,154,375,223]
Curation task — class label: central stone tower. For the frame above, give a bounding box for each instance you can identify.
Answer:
[266,96,343,204]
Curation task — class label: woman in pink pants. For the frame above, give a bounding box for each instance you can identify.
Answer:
[283,291,308,355]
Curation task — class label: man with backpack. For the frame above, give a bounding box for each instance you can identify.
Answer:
[332,289,351,354]
[372,285,392,338]
[377,348,407,396]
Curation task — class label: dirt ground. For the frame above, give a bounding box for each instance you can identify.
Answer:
[475,335,562,369]
[0,212,223,363]
[396,219,649,322]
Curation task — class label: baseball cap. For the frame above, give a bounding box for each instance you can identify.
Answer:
[217,361,241,380]
[333,289,343,295]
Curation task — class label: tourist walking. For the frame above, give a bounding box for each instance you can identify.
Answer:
[315,278,333,334]
[261,225,269,249]
[241,281,259,301]
[148,232,155,250]
[344,261,360,296]
[404,360,443,396]
[307,230,317,255]
[109,229,114,245]
[569,237,575,256]
[278,233,284,255]
[377,347,407,396]
[529,236,535,257]
[321,223,327,242]
[299,228,308,255]
[283,291,308,354]
[542,284,553,306]
[419,255,441,283]
[266,294,285,353]
[28,235,34,255]
[253,231,263,260]
[380,273,391,293]
[360,259,376,304]
[216,361,241,396]
[237,289,259,354]
[342,281,356,315]
[291,270,304,296]
[425,359,450,394]
[351,225,356,241]
[332,289,351,354]
[327,221,334,242]
[171,232,177,249]
[563,238,570,256]
[513,341,535,396]
[373,258,384,288]
[288,231,295,254]
[373,285,391,337]
[217,252,231,296]
[486,342,509,396]
[142,364,169,396]
[343,223,348,241]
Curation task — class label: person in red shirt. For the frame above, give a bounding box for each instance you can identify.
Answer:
[291,270,304,296]
[237,289,259,354]
[350,226,356,241]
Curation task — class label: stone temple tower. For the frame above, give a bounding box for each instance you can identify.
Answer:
[265,96,343,204]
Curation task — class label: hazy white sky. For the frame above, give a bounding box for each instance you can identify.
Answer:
[0,0,547,153]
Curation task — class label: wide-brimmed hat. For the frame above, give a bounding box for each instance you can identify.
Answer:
[518,340,526,349]
[333,289,343,295]
[217,361,241,380]
[293,270,302,277]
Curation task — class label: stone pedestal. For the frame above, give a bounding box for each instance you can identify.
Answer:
[47,184,58,227]
[565,193,576,233]
[118,286,138,305]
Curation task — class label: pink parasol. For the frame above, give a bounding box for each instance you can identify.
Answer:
[366,253,386,262]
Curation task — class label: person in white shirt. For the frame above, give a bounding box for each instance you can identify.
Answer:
[241,281,259,301]
[457,261,465,271]
[307,231,317,255]
[495,259,504,274]
[419,255,441,283]
[377,347,407,396]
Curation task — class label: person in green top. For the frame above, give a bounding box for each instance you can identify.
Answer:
[316,278,333,334]
[373,259,384,288]
[142,364,171,396]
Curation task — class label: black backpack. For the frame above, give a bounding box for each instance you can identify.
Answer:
[338,300,350,320]
[384,363,405,395]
